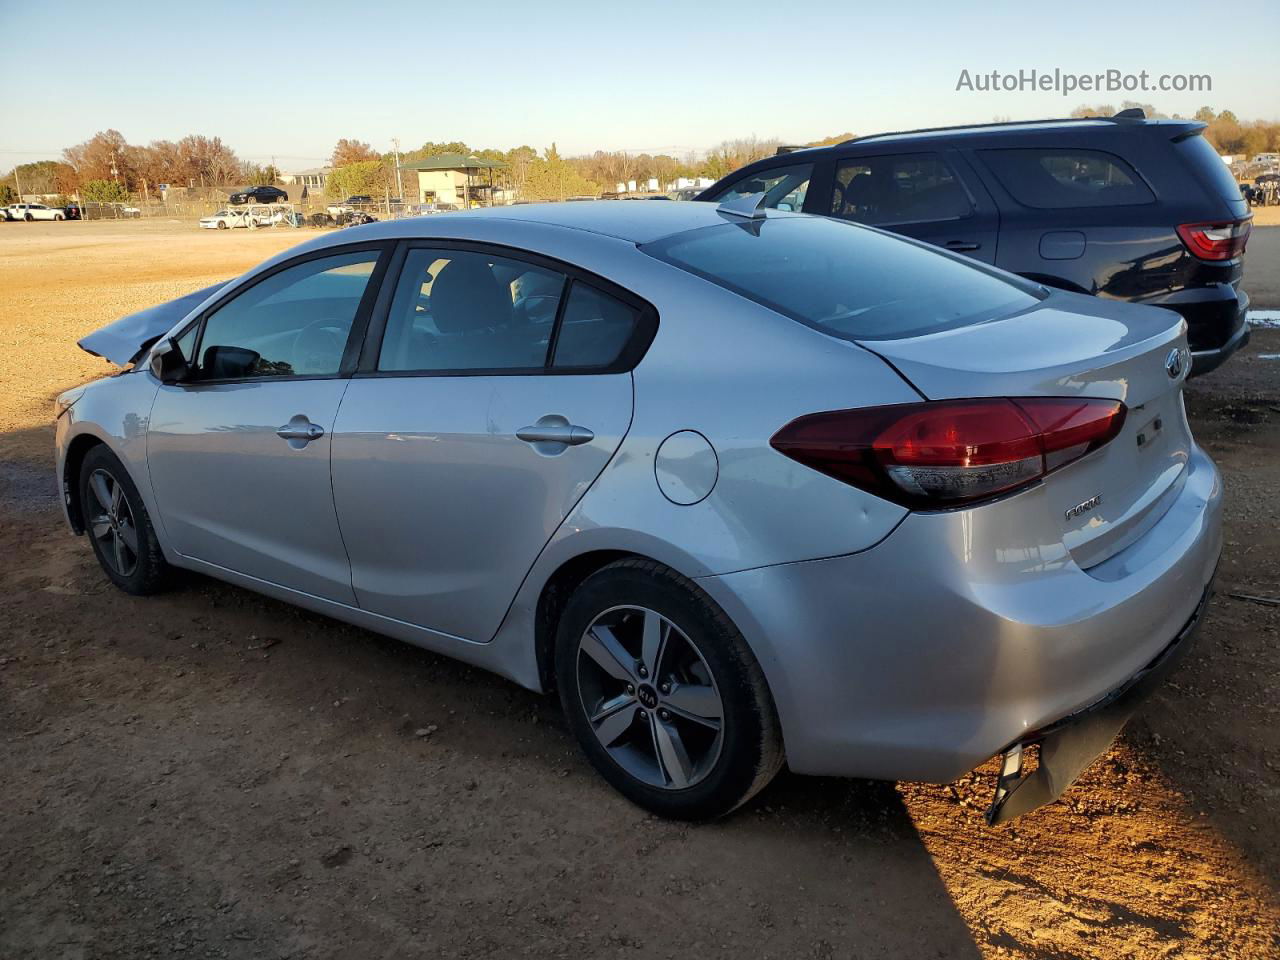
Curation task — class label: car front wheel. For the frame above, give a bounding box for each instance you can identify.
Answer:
[555,559,783,820]
[79,445,170,595]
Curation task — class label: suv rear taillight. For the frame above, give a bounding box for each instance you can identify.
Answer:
[770,398,1126,509]
[1176,218,1251,261]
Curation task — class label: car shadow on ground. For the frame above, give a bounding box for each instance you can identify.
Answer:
[5,408,1280,957]
[1,444,983,957]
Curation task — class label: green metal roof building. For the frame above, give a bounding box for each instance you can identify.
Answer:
[398,154,508,208]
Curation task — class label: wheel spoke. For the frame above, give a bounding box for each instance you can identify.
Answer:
[664,682,722,723]
[112,532,128,573]
[575,604,725,792]
[580,624,636,683]
[641,610,666,678]
[109,479,124,516]
[593,702,639,747]
[89,472,112,513]
[651,715,693,788]
[117,520,139,554]
[90,515,113,540]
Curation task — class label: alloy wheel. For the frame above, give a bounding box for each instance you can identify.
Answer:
[87,468,139,577]
[575,605,724,789]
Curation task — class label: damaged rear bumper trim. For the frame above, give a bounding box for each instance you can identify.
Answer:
[986,575,1214,825]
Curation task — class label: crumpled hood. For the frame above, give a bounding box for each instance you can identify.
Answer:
[77,281,228,366]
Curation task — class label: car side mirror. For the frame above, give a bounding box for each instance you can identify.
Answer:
[201,344,262,379]
[149,337,190,384]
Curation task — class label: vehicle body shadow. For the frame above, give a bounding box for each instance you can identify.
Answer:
[0,451,984,958]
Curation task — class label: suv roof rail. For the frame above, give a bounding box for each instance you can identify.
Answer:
[840,110,1153,146]
[775,145,807,155]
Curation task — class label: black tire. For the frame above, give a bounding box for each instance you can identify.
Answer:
[24,213,33,221]
[555,558,783,820]
[79,445,170,595]
[217,220,227,229]
[54,213,64,221]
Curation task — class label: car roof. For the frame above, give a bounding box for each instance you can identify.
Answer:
[715,117,1207,183]
[341,200,794,245]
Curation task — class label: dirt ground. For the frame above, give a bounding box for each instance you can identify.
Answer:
[1,220,1278,960]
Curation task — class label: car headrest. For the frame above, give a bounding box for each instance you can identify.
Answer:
[430,258,512,334]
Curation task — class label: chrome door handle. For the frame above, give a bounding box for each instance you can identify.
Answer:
[945,240,982,252]
[517,424,595,445]
[276,415,325,448]
[517,415,594,453]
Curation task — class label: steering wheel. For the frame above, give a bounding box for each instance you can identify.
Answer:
[291,319,347,374]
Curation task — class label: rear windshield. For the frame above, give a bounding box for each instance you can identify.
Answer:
[641,216,1040,341]
[1175,133,1246,203]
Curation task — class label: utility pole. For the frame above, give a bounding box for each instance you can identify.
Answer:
[13,165,22,201]
[392,138,404,201]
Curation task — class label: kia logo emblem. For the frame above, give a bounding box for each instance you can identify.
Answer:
[1165,348,1187,380]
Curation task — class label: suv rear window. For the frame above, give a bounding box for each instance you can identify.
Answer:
[1175,134,1246,203]
[642,217,1040,341]
[979,148,1154,208]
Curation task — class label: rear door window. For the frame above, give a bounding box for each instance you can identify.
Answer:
[831,153,972,225]
[708,163,812,212]
[378,248,565,372]
[979,148,1154,208]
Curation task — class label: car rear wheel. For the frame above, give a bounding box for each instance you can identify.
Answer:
[54,213,64,220]
[217,221,227,229]
[24,213,32,221]
[555,559,783,820]
[79,446,170,595]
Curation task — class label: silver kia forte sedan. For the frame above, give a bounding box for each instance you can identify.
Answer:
[56,200,1222,822]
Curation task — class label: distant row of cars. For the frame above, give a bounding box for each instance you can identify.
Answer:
[3,202,80,221]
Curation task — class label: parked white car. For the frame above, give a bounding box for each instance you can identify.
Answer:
[199,209,249,230]
[8,203,66,221]
[199,206,277,230]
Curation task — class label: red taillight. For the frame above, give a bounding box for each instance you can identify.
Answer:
[770,397,1126,508]
[1176,218,1251,261]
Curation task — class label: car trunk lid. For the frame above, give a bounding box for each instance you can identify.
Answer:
[857,292,1191,569]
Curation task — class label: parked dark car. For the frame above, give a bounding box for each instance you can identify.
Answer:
[228,185,289,205]
[343,194,374,205]
[698,111,1252,375]
[63,202,82,220]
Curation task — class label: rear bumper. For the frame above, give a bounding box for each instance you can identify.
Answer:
[1191,310,1250,377]
[1135,283,1249,376]
[985,579,1210,823]
[698,444,1223,783]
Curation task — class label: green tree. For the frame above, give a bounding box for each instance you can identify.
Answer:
[522,145,600,201]
[326,160,390,199]
[81,179,129,202]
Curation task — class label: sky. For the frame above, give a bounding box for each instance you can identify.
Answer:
[3,0,1277,174]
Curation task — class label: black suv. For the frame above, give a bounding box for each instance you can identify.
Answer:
[229,185,288,205]
[699,112,1252,374]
